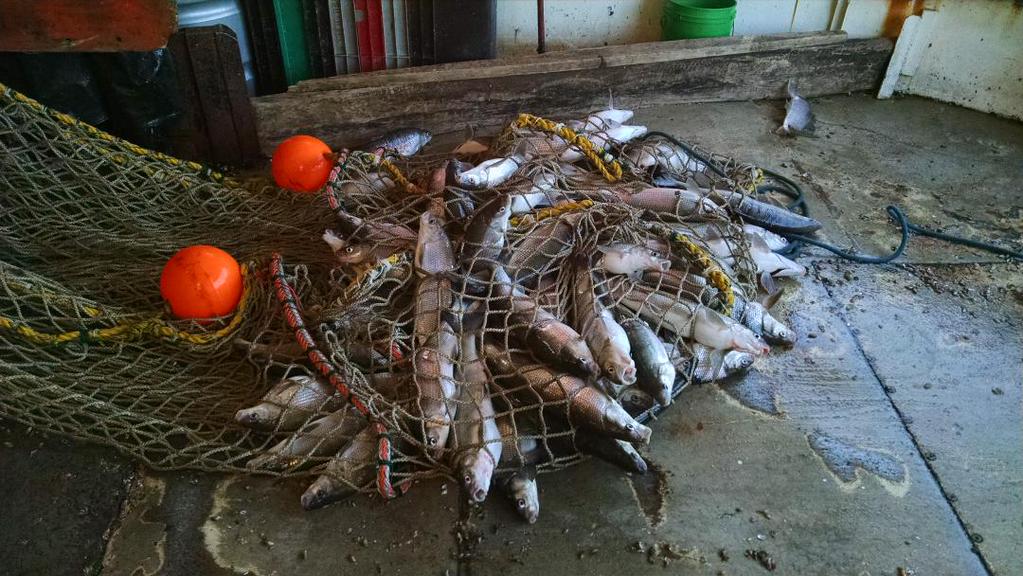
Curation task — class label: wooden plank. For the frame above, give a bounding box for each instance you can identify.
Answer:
[289,31,850,93]
[253,35,894,154]
[0,0,176,52]
[214,28,263,165]
[187,28,241,165]
[167,32,212,162]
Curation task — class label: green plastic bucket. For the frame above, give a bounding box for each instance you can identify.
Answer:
[662,0,737,40]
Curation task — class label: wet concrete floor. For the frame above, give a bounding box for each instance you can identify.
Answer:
[1,94,1020,575]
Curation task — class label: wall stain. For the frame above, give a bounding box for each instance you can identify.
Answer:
[882,0,927,38]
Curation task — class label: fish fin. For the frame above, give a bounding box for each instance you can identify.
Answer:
[787,79,799,99]
[759,285,785,311]
[595,244,612,255]
[774,125,790,137]
[707,348,726,382]
[608,87,615,111]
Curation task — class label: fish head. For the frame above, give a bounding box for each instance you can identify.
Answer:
[603,353,637,385]
[559,337,599,377]
[723,351,756,375]
[730,327,770,356]
[507,473,540,524]
[415,129,433,149]
[334,242,372,265]
[415,212,456,274]
[601,399,652,444]
[234,403,280,430]
[459,451,495,503]
[423,422,451,454]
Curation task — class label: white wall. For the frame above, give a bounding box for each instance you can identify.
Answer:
[894,1,1023,121]
[496,0,890,57]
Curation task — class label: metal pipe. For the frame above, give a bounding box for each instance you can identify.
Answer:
[537,0,546,54]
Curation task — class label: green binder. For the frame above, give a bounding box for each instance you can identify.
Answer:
[272,0,312,85]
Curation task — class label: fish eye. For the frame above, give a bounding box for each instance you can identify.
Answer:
[626,423,634,430]
[464,475,472,484]
[345,246,354,254]
[517,499,526,508]
[605,364,614,375]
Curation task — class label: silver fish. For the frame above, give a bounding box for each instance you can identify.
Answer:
[743,224,788,251]
[496,414,544,468]
[776,80,815,136]
[339,172,395,198]
[707,188,821,234]
[324,230,410,265]
[571,256,636,387]
[620,187,726,220]
[484,344,650,444]
[616,285,770,355]
[334,209,418,243]
[559,125,647,163]
[620,318,675,407]
[597,243,671,278]
[490,265,598,378]
[443,160,476,221]
[235,375,345,432]
[667,342,755,383]
[731,295,796,345]
[500,468,540,524]
[414,212,456,345]
[619,386,657,416]
[452,333,502,502]
[455,150,525,189]
[626,141,707,174]
[246,406,365,471]
[461,195,512,269]
[748,233,805,277]
[565,108,634,132]
[413,322,459,456]
[506,212,579,285]
[300,425,379,510]
[363,128,432,157]
[573,435,647,474]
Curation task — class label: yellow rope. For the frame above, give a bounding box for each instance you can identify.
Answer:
[510,199,594,228]
[663,232,735,311]
[378,158,422,194]
[512,114,623,182]
[0,266,253,346]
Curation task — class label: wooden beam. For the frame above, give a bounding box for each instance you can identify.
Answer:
[288,31,852,93]
[252,32,894,154]
[0,0,177,52]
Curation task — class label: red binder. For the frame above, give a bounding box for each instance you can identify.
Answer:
[366,0,386,71]
[353,0,372,72]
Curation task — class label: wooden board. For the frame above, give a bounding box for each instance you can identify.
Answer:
[290,31,850,93]
[252,32,894,154]
[0,0,176,52]
[168,26,261,166]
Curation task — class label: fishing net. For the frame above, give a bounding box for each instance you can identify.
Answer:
[0,83,786,511]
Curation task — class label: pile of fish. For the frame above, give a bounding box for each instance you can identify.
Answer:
[236,106,822,523]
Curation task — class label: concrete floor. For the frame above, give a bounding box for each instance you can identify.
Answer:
[2,94,1021,576]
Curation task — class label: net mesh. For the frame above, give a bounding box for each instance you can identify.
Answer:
[0,84,786,508]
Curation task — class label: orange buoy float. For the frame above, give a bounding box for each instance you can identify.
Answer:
[271,135,334,193]
[160,245,243,320]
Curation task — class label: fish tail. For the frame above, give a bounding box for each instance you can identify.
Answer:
[787,79,799,99]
